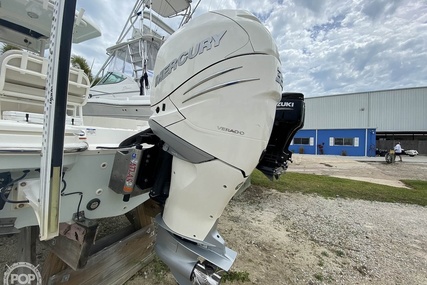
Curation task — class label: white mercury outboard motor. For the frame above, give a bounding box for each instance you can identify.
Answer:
[149,9,282,285]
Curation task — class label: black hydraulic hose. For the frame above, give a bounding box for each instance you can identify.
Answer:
[0,170,30,204]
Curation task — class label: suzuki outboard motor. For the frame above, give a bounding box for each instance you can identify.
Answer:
[257,92,305,180]
[149,10,282,284]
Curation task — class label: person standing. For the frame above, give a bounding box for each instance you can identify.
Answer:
[394,142,403,162]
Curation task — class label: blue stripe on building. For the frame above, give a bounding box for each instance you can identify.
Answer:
[289,128,377,156]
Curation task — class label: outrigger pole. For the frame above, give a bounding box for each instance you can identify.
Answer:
[39,0,77,240]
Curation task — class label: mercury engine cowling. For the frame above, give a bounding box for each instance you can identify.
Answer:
[149,8,281,239]
[256,92,305,180]
[147,9,282,285]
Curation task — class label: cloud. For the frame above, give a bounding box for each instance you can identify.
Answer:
[361,0,403,21]
[73,0,427,97]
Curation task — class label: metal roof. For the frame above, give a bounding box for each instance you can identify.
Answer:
[301,86,427,132]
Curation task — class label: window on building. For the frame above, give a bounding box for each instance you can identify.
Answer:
[293,137,310,145]
[334,138,354,146]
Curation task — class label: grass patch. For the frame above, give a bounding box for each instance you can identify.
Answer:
[313,273,324,281]
[321,251,329,257]
[334,249,345,257]
[222,270,250,283]
[251,170,427,206]
[402,180,427,190]
[152,256,169,281]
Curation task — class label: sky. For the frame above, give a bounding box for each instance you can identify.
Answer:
[73,0,427,97]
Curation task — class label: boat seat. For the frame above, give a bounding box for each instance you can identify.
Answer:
[0,50,90,120]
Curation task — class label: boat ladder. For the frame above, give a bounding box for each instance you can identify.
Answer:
[127,40,145,79]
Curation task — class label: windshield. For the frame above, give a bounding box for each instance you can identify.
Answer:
[94,37,161,83]
[96,72,126,85]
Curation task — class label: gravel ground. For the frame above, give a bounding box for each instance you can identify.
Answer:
[288,154,427,188]
[128,155,427,285]
[222,186,427,284]
[129,183,427,285]
[2,155,427,284]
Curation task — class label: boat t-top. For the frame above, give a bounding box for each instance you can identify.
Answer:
[83,0,192,121]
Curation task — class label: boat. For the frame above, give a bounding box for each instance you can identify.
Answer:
[0,0,154,238]
[0,1,305,284]
[83,0,188,121]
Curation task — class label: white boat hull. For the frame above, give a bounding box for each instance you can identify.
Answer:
[0,122,151,230]
[83,100,152,121]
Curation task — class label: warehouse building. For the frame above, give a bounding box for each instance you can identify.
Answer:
[289,86,427,156]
